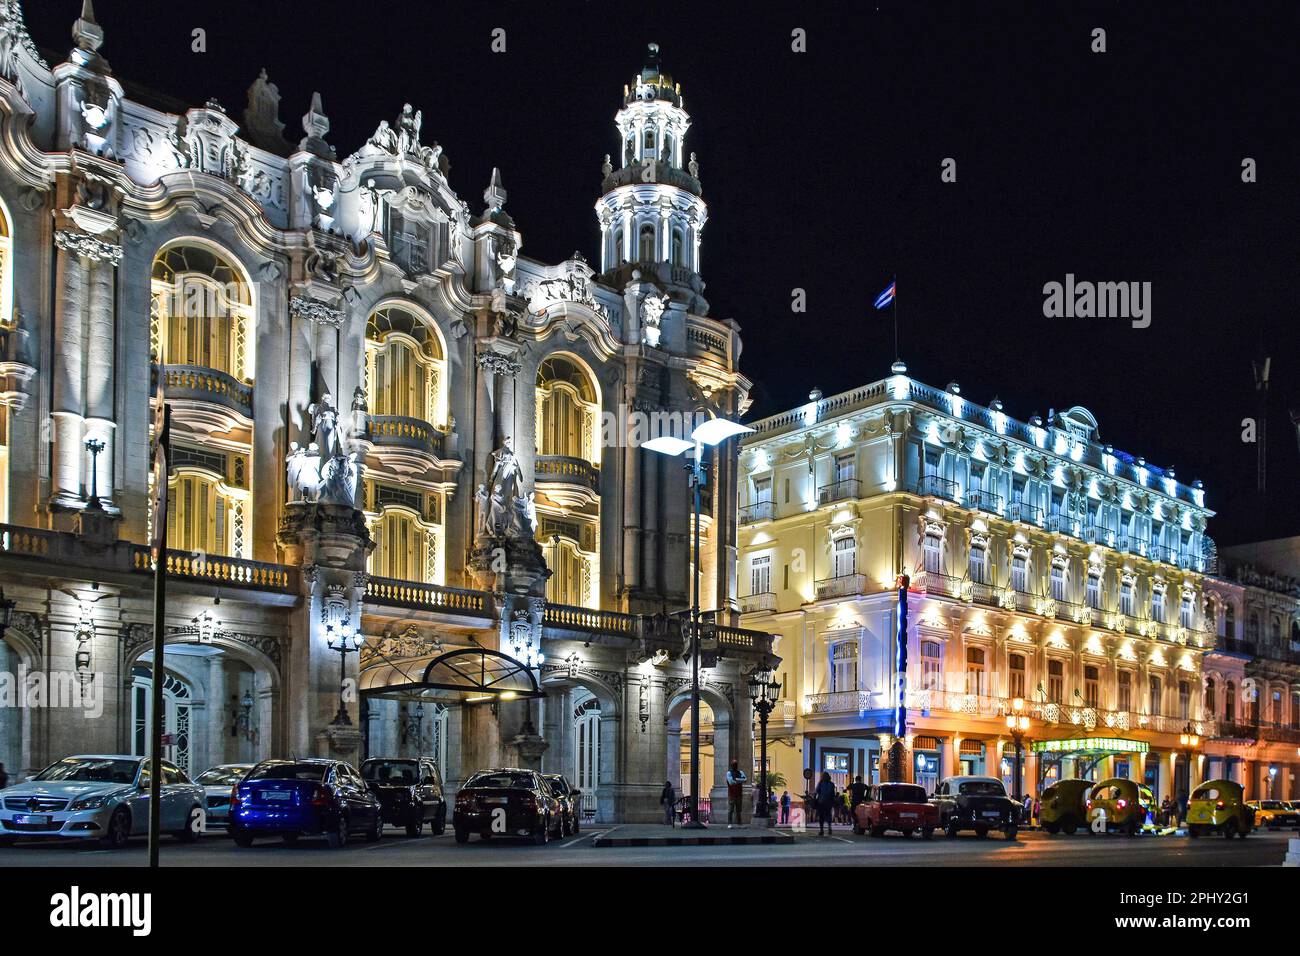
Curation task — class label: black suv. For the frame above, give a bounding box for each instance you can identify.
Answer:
[542,773,583,835]
[931,775,1020,840]
[360,757,447,837]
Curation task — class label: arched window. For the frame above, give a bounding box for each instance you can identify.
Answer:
[166,468,248,558]
[366,306,447,428]
[543,535,594,606]
[965,646,986,697]
[151,243,254,381]
[638,222,657,262]
[670,226,686,267]
[535,355,599,463]
[368,508,439,583]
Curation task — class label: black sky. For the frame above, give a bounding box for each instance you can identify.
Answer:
[22,0,1300,547]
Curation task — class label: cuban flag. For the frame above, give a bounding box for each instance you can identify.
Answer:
[873,280,895,310]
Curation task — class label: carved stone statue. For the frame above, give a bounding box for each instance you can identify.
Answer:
[476,437,535,540]
[640,293,666,347]
[368,119,398,154]
[601,153,612,177]
[688,151,699,178]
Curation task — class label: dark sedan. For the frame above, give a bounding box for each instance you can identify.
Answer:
[931,775,1021,839]
[361,757,447,836]
[453,769,562,845]
[230,759,382,848]
[542,773,582,836]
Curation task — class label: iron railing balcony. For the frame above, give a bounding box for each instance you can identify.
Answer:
[818,478,861,506]
[967,490,1004,515]
[739,592,777,614]
[804,689,876,716]
[1009,501,1043,525]
[1047,512,1077,535]
[815,573,868,601]
[912,571,962,598]
[913,475,959,502]
[739,500,774,524]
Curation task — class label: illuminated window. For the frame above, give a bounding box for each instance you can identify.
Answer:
[1120,581,1134,617]
[829,640,858,693]
[965,646,986,697]
[1050,565,1067,602]
[535,355,599,463]
[166,468,247,559]
[832,536,856,578]
[1086,572,1102,610]
[1117,670,1133,712]
[1011,555,1028,593]
[920,641,943,690]
[367,306,447,427]
[968,545,988,585]
[1009,653,1026,699]
[1151,589,1166,624]
[1149,675,1162,715]
[923,534,942,574]
[151,243,254,381]
[1084,666,1100,708]
[749,554,771,596]
[1048,659,1064,704]
[543,535,595,607]
[369,509,440,584]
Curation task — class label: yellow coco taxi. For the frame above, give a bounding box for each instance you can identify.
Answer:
[1187,780,1253,839]
[1085,778,1154,835]
[1038,778,1093,835]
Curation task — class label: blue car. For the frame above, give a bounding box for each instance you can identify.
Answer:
[229,759,382,848]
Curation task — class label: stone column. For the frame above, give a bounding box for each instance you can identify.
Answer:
[208,657,226,769]
[1127,752,1143,783]
[84,254,118,507]
[50,233,88,510]
[1025,750,1040,799]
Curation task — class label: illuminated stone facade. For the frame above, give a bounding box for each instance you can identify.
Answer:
[738,368,1219,805]
[0,6,769,822]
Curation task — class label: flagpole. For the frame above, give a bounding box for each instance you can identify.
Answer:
[893,274,899,362]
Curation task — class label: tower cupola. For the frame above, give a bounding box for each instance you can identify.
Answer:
[595,43,707,299]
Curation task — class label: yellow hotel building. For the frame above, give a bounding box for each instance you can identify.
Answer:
[738,365,1217,805]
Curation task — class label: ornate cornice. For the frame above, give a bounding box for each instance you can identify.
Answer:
[289,294,345,328]
[54,229,123,265]
[476,351,521,377]
[121,623,283,666]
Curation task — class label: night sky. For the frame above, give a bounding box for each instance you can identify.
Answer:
[22,0,1300,547]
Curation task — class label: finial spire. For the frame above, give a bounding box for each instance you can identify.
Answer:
[483,167,507,212]
[299,91,334,158]
[73,0,104,53]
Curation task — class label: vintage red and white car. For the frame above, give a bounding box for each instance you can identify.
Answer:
[852,781,940,838]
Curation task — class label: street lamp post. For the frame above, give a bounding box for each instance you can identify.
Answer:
[748,665,781,821]
[1005,697,1031,802]
[326,619,361,726]
[644,417,754,828]
[1179,723,1200,797]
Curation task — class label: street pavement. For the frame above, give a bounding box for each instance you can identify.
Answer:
[0,825,1292,866]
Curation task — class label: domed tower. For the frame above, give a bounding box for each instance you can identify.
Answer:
[595,43,708,309]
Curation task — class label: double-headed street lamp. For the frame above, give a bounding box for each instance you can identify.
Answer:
[748,665,781,821]
[1005,697,1032,802]
[644,416,754,828]
[326,618,363,727]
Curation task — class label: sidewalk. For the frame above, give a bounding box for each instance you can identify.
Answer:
[592,824,795,847]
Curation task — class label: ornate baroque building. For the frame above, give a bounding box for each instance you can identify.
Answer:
[738,367,1221,804]
[0,5,771,822]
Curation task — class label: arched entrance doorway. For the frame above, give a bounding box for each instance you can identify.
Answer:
[537,669,619,824]
[126,629,281,775]
[666,687,733,821]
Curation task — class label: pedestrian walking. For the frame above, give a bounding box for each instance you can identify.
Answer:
[780,790,791,824]
[814,771,836,835]
[725,758,748,826]
[1022,792,1033,824]
[660,780,676,826]
[849,774,868,813]
[1032,796,1040,825]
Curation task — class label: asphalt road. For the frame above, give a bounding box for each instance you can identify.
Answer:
[0,826,1292,867]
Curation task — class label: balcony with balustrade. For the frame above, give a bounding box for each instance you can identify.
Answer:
[739,500,774,525]
[368,415,447,466]
[815,573,868,601]
[818,478,861,506]
[739,591,777,614]
[535,455,601,509]
[156,363,253,421]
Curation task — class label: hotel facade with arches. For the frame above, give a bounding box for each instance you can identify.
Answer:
[0,5,771,822]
